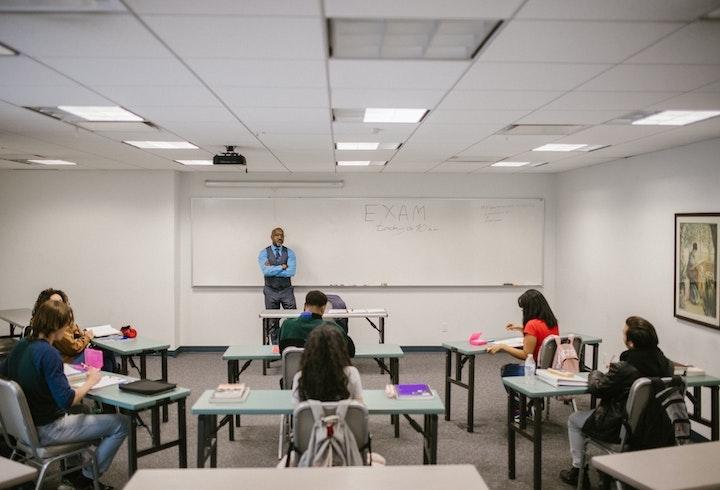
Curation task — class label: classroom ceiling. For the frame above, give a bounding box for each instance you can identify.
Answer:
[0,0,720,174]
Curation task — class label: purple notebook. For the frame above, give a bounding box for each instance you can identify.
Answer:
[395,384,433,398]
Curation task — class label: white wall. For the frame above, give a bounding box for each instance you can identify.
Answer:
[0,170,177,345]
[177,172,557,346]
[556,138,720,374]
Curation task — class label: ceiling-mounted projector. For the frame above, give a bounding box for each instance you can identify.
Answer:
[214,146,247,169]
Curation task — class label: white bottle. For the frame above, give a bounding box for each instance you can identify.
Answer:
[524,354,536,377]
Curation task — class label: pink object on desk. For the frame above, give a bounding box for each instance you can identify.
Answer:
[468,332,487,346]
[84,347,104,369]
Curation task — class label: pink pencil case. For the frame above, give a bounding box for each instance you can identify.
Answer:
[84,347,104,369]
[468,332,487,346]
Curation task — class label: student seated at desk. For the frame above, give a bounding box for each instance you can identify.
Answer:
[1,300,128,490]
[559,316,673,487]
[279,290,355,357]
[32,288,117,372]
[487,289,560,372]
[291,324,363,404]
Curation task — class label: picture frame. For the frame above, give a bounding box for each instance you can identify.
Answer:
[675,213,720,329]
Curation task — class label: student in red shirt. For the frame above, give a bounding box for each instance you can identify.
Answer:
[488,288,559,373]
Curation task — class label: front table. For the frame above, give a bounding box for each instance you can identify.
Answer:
[193,389,443,468]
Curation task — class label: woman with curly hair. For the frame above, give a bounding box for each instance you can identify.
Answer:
[291,322,363,404]
[31,288,116,372]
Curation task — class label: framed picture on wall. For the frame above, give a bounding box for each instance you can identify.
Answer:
[675,213,720,329]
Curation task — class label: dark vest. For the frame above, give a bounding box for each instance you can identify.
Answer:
[264,245,291,290]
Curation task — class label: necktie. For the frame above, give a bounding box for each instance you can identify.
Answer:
[274,247,281,261]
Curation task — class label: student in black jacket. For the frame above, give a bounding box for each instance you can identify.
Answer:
[559,316,673,486]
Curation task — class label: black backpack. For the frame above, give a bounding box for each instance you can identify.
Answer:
[627,376,690,451]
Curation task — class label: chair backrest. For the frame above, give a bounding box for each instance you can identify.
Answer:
[0,378,41,457]
[282,347,304,391]
[619,377,655,446]
[292,400,369,456]
[537,335,582,369]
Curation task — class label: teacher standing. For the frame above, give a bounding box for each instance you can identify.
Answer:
[258,227,297,344]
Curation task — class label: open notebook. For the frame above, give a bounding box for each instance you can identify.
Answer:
[86,324,122,337]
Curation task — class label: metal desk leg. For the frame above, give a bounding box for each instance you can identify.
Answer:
[508,391,516,479]
[227,360,238,440]
[178,399,187,468]
[379,317,385,343]
[140,353,147,379]
[210,414,218,468]
[467,355,475,433]
[423,414,438,464]
[121,356,128,375]
[444,349,452,421]
[589,344,599,409]
[197,414,207,468]
[391,357,400,437]
[262,318,269,375]
[712,386,719,441]
[151,407,160,446]
[127,410,138,477]
[533,397,542,490]
[161,350,168,422]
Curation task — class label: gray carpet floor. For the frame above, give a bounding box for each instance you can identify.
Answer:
[86,351,605,489]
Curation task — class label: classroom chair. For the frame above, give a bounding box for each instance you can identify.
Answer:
[0,378,100,490]
[577,377,660,490]
[537,334,583,419]
[278,347,304,459]
[289,400,371,466]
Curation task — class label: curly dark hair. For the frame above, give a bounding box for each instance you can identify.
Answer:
[31,288,69,321]
[518,289,558,328]
[297,323,351,402]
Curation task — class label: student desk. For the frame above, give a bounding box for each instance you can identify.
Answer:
[591,440,720,490]
[0,308,30,338]
[92,336,172,421]
[124,464,489,490]
[502,374,720,490]
[684,375,720,441]
[192,389,443,468]
[85,376,190,477]
[0,456,37,489]
[442,333,602,432]
[224,343,403,439]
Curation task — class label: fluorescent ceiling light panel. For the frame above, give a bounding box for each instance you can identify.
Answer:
[532,144,588,152]
[27,159,77,166]
[632,110,720,126]
[57,106,143,122]
[491,161,530,167]
[175,160,213,166]
[336,160,387,166]
[329,18,501,60]
[336,142,379,150]
[124,141,198,149]
[364,108,427,123]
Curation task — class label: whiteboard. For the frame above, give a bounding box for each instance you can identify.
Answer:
[191,197,544,287]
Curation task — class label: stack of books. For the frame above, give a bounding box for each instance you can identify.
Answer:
[536,368,588,387]
[210,383,250,403]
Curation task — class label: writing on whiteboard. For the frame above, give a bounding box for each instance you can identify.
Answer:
[363,202,440,234]
[480,202,535,223]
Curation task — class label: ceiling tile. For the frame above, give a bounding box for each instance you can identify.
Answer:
[544,91,679,111]
[439,90,562,111]
[628,21,720,64]
[553,124,672,146]
[217,87,328,109]
[518,109,628,125]
[128,106,236,123]
[334,149,397,161]
[142,15,325,59]
[457,62,612,91]
[125,0,320,16]
[0,57,76,86]
[150,121,259,146]
[425,109,528,125]
[0,84,112,106]
[516,0,720,21]
[332,122,417,139]
[578,64,720,92]
[429,162,491,173]
[259,134,332,151]
[329,59,469,90]
[0,13,171,58]
[94,85,219,107]
[331,89,446,109]
[648,91,720,110]
[187,59,327,88]
[480,20,681,63]
[324,0,523,19]
[41,57,199,86]
[460,134,562,157]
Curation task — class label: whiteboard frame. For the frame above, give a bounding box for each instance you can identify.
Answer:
[191,197,545,288]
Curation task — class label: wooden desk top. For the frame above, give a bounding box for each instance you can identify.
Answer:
[592,441,720,490]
